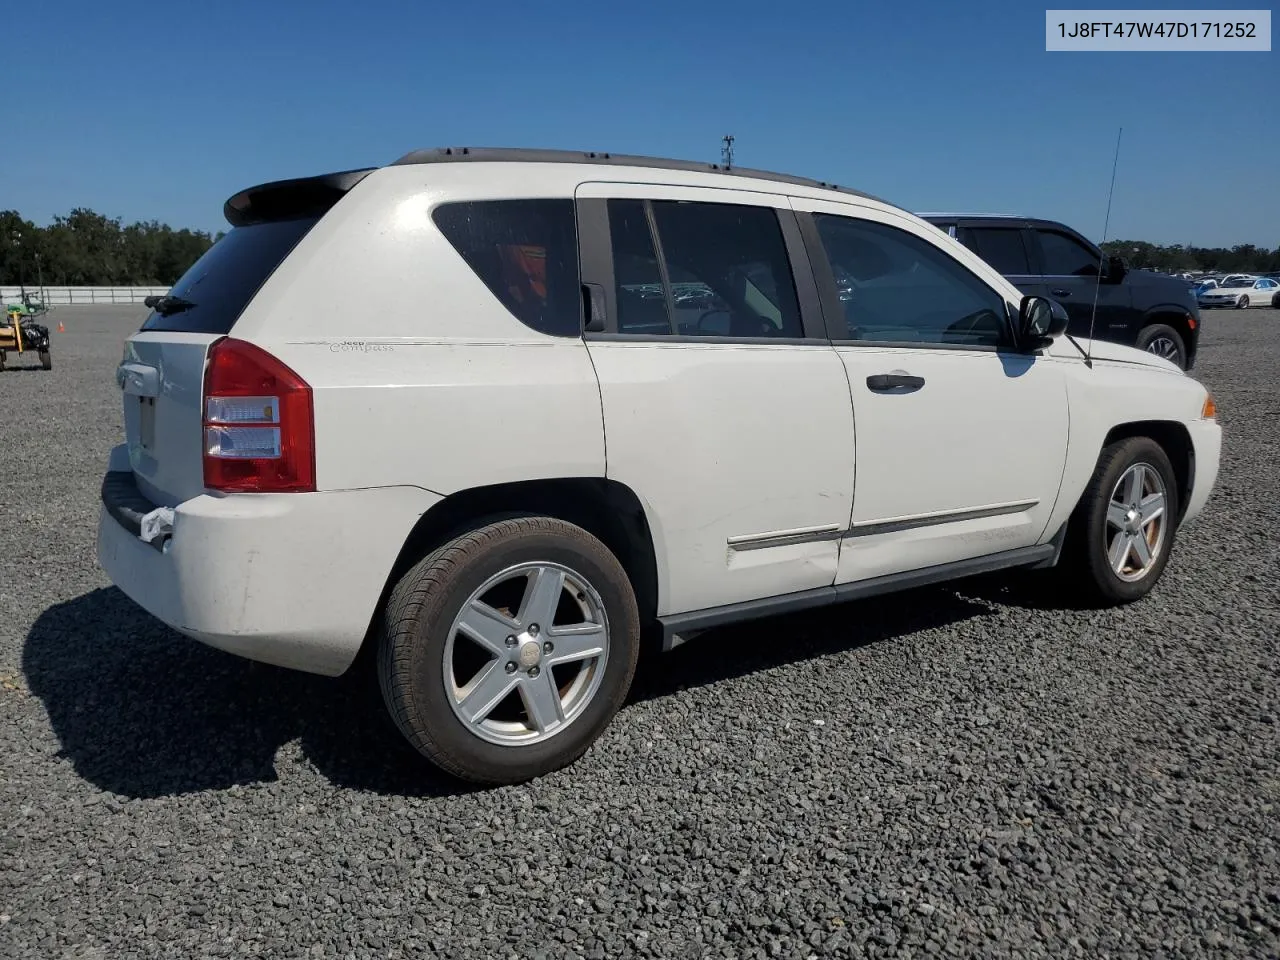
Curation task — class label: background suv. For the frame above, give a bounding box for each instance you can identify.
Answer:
[920,215,1202,370]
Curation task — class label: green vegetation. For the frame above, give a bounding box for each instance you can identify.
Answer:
[0,209,222,287]
[1101,239,1280,275]
[2,207,1276,287]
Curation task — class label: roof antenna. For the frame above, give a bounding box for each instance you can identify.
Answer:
[1086,126,1123,367]
[721,134,734,170]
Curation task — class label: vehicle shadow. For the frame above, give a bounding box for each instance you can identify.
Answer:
[24,583,996,799]
[950,568,1105,612]
[627,584,995,702]
[22,587,475,800]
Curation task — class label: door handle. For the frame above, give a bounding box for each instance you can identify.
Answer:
[866,373,925,392]
[1050,288,1071,297]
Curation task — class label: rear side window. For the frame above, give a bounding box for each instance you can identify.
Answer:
[141,217,319,334]
[608,199,676,335]
[433,199,582,337]
[959,227,1032,275]
[604,198,804,339]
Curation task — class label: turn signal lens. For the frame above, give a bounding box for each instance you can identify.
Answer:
[1202,392,1217,420]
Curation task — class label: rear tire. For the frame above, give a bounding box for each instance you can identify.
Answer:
[1136,324,1187,369]
[377,516,640,785]
[39,350,51,370]
[1058,436,1180,606]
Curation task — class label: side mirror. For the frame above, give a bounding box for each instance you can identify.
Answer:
[1018,295,1068,348]
[143,295,161,309]
[1101,255,1127,284]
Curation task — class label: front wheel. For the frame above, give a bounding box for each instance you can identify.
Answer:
[39,349,51,370]
[1237,295,1250,309]
[1136,324,1187,368]
[377,516,640,785]
[1060,436,1180,605]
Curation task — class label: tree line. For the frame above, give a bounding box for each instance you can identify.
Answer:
[1,207,1277,287]
[1100,239,1280,275]
[0,209,222,288]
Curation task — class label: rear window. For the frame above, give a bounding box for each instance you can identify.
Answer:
[140,217,319,334]
[432,199,582,337]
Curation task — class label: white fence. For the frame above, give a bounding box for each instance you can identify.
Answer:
[1,286,170,306]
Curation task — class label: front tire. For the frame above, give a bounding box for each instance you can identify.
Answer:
[39,349,51,370]
[1238,295,1250,309]
[1136,324,1187,369]
[1060,436,1180,606]
[377,516,640,785]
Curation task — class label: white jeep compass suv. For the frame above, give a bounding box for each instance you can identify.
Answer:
[98,147,1222,785]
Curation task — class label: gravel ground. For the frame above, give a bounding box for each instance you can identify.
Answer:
[2,305,1278,960]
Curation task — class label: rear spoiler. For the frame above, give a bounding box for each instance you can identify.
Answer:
[223,168,377,227]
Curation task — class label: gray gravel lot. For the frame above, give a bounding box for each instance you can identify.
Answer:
[2,305,1278,959]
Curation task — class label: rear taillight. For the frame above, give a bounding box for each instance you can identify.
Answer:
[202,337,315,493]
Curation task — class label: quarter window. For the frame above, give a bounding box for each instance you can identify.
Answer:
[813,214,1009,348]
[433,199,582,337]
[1036,228,1101,277]
[605,199,804,338]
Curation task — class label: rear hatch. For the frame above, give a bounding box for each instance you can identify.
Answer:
[116,169,373,507]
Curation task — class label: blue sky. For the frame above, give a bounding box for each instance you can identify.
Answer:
[3,0,1277,247]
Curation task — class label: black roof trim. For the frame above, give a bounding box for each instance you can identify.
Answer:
[223,168,377,227]
[918,213,1036,222]
[391,146,892,206]
[918,213,1076,228]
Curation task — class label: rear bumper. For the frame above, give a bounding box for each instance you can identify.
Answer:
[1181,418,1222,527]
[96,448,442,676]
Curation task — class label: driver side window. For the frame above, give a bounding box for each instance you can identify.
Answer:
[605,198,804,338]
[813,213,1010,349]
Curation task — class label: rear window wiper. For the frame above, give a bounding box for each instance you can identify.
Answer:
[144,294,197,316]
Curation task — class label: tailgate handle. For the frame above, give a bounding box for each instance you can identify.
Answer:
[117,361,160,398]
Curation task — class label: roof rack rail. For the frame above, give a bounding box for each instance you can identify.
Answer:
[390,146,892,206]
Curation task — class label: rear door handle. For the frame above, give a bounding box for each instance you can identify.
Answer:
[866,373,925,392]
[1050,288,1071,297]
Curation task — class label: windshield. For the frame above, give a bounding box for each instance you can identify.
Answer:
[1221,279,1252,288]
[140,217,320,334]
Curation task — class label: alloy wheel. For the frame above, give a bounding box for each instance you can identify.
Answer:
[443,561,610,746]
[1145,336,1180,362]
[1105,462,1169,583]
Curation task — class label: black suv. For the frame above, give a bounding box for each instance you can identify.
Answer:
[919,214,1201,370]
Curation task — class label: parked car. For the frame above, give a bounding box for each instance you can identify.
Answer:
[918,215,1202,370]
[1198,275,1280,309]
[97,148,1222,785]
